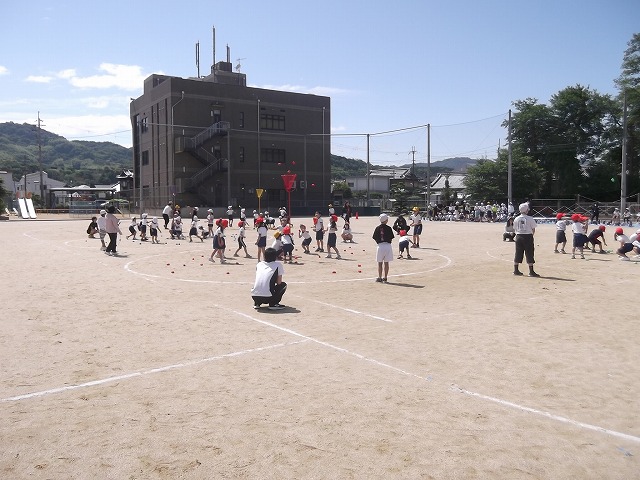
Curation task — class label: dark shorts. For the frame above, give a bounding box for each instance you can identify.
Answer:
[573,233,588,248]
[413,224,423,235]
[140,225,147,233]
[327,232,337,247]
[555,230,567,243]
[315,230,324,240]
[150,227,158,237]
[129,226,136,234]
[257,236,267,248]
[283,244,294,254]
[302,237,312,247]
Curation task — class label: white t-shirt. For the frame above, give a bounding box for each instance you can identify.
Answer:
[556,220,569,231]
[399,234,411,245]
[514,214,536,234]
[300,230,311,240]
[409,213,422,225]
[257,225,268,239]
[281,234,293,246]
[97,216,107,231]
[315,218,324,232]
[251,261,284,297]
[162,205,172,215]
[572,222,586,235]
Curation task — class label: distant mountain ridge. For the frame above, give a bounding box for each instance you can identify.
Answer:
[0,122,479,186]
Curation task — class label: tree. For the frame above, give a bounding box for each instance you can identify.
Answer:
[464,147,543,202]
[0,176,7,212]
[389,183,409,214]
[509,86,620,198]
[615,32,640,199]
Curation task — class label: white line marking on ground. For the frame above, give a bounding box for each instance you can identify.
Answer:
[222,304,640,445]
[290,294,393,323]
[452,385,640,444]
[0,340,307,403]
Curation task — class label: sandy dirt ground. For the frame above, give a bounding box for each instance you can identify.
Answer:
[0,214,639,479]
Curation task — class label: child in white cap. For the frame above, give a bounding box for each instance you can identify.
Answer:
[372,213,395,282]
[226,205,234,227]
[97,209,108,249]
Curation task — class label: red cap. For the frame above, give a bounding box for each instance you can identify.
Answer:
[598,225,606,231]
[257,217,264,223]
[399,229,406,236]
[556,213,564,220]
[571,213,581,222]
[283,226,291,234]
[615,227,624,235]
[331,214,338,222]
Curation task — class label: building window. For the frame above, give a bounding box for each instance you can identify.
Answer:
[141,117,148,133]
[261,148,286,164]
[142,150,149,166]
[260,114,285,131]
[239,146,245,163]
[348,182,354,187]
[239,112,244,128]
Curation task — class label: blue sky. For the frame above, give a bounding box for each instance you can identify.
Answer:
[0,0,637,166]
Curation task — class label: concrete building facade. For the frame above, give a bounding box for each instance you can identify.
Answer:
[129,60,330,214]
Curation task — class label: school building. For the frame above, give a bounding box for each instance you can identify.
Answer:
[129,55,331,215]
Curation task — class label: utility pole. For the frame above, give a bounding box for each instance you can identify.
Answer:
[37,112,45,209]
[507,109,512,206]
[621,91,628,213]
[409,146,417,191]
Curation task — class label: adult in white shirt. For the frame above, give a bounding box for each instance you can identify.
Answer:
[162,201,173,229]
[513,202,539,277]
[251,247,287,310]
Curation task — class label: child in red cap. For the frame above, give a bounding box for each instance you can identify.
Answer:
[570,214,588,259]
[397,229,414,259]
[554,212,570,253]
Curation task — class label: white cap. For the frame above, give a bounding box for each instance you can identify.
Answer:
[142,212,148,217]
[518,203,529,213]
[379,213,389,223]
[99,209,106,215]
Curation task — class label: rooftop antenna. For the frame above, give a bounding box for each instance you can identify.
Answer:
[196,41,200,78]
[235,58,246,72]
[212,25,216,66]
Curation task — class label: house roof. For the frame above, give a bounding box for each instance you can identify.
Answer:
[429,173,466,190]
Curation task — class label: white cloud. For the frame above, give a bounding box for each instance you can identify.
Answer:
[46,114,133,147]
[26,75,54,83]
[69,63,155,90]
[0,66,8,75]
[57,69,76,79]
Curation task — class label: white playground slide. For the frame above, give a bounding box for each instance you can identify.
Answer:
[25,198,37,219]
[17,198,29,219]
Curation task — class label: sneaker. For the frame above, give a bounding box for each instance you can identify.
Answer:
[529,271,540,277]
[253,305,261,310]
[382,278,388,283]
[580,255,585,259]
[376,277,383,282]
[513,270,523,276]
[268,304,285,310]
[554,250,559,253]
[407,255,412,259]
[336,255,341,259]
[234,253,239,257]
[620,257,630,261]
[326,254,332,258]
[571,256,576,259]
[397,255,403,259]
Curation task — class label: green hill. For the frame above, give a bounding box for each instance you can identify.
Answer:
[0,122,132,185]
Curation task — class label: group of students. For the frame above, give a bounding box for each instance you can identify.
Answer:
[554,212,640,261]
